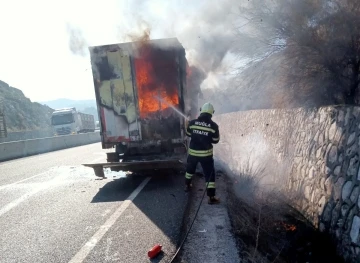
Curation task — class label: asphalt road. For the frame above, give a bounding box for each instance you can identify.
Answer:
[0,143,187,263]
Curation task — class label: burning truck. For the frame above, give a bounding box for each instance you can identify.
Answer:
[84,38,194,177]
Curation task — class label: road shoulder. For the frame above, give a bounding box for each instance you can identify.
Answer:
[178,172,240,263]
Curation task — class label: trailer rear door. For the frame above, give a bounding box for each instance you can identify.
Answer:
[91,47,140,147]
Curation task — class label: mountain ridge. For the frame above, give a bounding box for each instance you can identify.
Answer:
[0,80,54,132]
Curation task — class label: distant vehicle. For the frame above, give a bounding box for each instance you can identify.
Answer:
[51,107,95,136]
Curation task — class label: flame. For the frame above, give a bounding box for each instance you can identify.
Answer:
[134,43,179,118]
[281,222,297,231]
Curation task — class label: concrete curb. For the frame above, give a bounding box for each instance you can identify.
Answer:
[0,132,101,162]
[178,173,240,263]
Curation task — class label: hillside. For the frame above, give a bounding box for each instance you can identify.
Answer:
[41,98,98,122]
[0,80,54,132]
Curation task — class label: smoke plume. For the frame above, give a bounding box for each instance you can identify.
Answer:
[66,23,89,57]
[68,0,360,113]
[66,0,241,98]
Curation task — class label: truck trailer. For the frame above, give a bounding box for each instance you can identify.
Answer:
[51,107,95,136]
[83,38,191,177]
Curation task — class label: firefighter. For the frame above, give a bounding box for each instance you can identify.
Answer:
[185,102,220,204]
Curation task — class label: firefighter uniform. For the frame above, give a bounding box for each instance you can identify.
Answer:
[185,102,220,204]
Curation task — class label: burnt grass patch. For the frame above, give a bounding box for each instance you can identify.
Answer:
[226,179,345,263]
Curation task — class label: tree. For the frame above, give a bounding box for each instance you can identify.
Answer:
[235,0,360,106]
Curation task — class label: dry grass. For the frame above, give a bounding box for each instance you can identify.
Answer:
[224,160,345,263]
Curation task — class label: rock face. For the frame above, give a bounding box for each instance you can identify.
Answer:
[214,106,360,263]
[0,80,53,132]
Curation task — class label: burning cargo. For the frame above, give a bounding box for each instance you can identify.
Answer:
[86,38,192,176]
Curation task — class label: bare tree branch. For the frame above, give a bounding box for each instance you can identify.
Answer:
[232,0,360,106]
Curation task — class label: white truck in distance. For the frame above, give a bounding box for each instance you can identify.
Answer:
[51,107,95,136]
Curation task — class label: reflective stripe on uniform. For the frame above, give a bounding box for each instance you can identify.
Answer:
[189,125,216,133]
[188,148,213,157]
[206,182,216,188]
[186,130,191,136]
[212,137,219,141]
[185,172,193,179]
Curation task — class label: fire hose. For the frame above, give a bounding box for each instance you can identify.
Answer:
[168,176,211,263]
[148,152,210,262]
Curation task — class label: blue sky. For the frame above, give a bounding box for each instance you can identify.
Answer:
[0,0,235,102]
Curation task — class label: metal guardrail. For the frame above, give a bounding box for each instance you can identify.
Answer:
[0,97,7,138]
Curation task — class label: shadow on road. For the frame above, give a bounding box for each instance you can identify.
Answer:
[89,170,189,262]
[91,175,145,203]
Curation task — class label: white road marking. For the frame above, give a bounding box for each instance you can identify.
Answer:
[0,171,49,191]
[68,177,151,263]
[0,156,105,191]
[0,172,67,217]
[0,188,42,217]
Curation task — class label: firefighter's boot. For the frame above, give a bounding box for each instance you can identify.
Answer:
[208,196,220,204]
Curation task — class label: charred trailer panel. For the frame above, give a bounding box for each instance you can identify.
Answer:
[89,38,188,161]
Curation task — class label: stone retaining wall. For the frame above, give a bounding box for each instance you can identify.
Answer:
[214,106,360,262]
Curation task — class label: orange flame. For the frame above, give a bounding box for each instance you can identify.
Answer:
[281,222,297,231]
[134,44,179,118]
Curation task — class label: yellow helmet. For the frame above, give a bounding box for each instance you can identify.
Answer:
[200,102,215,115]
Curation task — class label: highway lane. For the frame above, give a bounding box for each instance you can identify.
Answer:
[0,143,108,187]
[0,143,187,263]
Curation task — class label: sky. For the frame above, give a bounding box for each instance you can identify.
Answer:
[0,0,237,103]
